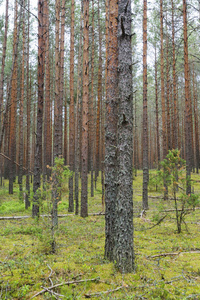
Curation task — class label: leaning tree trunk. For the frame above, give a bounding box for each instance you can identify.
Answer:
[114,0,134,273]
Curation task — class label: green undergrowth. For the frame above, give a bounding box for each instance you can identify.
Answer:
[0,171,200,299]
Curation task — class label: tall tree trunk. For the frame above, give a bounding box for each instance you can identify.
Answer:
[166,26,171,151]
[9,0,18,194]
[142,0,148,210]
[155,46,160,167]
[32,0,44,217]
[95,0,102,187]
[74,0,83,215]
[134,92,138,176]
[114,0,134,273]
[81,0,89,218]
[160,0,168,200]
[69,0,75,212]
[160,0,167,159]
[51,0,62,227]
[183,0,192,194]
[44,0,51,179]
[171,0,178,149]
[18,0,26,199]
[105,0,118,261]
[193,67,199,173]
[89,0,95,198]
[0,0,9,131]
[25,0,30,209]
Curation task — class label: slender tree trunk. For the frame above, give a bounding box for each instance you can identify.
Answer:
[0,0,9,130]
[166,26,171,151]
[134,93,138,176]
[51,0,62,227]
[90,0,95,198]
[142,0,148,210]
[95,1,102,187]
[18,0,26,199]
[25,0,30,209]
[32,0,44,217]
[69,0,75,212]
[155,46,160,167]
[183,0,192,195]
[114,0,134,273]
[171,0,178,149]
[74,0,83,215]
[160,0,168,200]
[105,0,118,261]
[9,0,18,194]
[81,0,89,218]
[160,0,167,159]
[193,66,199,173]
[44,0,51,179]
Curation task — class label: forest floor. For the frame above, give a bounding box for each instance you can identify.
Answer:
[1,171,200,299]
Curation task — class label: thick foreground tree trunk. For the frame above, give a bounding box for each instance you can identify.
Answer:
[114,0,134,273]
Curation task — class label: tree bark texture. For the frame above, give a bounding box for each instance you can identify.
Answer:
[32,0,44,217]
[183,0,192,194]
[104,0,118,262]
[69,0,75,212]
[81,0,89,218]
[114,0,134,273]
[160,0,167,159]
[9,0,18,194]
[142,0,148,211]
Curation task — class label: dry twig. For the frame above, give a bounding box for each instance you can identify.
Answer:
[31,277,100,299]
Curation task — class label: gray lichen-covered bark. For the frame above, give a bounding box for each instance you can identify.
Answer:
[114,0,134,273]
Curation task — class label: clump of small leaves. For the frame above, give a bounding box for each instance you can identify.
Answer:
[39,156,72,253]
[158,149,199,233]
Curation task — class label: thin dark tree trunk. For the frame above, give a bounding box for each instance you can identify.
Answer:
[74,0,83,215]
[32,0,44,217]
[18,0,25,199]
[81,0,89,218]
[25,0,30,209]
[9,0,19,194]
[193,65,199,173]
[183,0,192,194]
[142,0,148,210]
[69,0,75,212]
[155,46,160,168]
[171,0,178,149]
[51,0,62,227]
[90,0,95,198]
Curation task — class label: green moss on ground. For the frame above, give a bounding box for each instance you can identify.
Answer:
[0,172,200,299]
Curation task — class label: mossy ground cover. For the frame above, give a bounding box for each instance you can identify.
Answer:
[1,171,200,299]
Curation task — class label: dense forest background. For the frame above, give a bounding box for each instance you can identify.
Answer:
[1,0,200,298]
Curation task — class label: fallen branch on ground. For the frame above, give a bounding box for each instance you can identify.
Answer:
[31,277,100,299]
[139,215,167,231]
[85,286,124,298]
[147,251,200,259]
